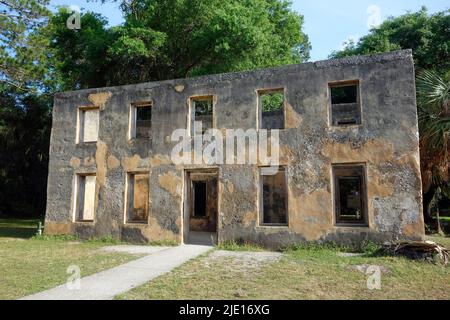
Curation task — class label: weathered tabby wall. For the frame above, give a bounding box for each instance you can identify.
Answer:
[45,50,424,247]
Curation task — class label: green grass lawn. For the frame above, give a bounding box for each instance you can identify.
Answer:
[0,218,141,300]
[118,236,450,300]
[2,218,450,300]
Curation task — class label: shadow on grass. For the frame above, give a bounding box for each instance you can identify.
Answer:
[0,227,37,238]
[0,218,41,239]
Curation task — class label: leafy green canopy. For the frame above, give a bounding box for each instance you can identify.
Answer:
[46,0,310,90]
[261,92,284,112]
[0,0,50,90]
[44,10,113,90]
[330,7,450,72]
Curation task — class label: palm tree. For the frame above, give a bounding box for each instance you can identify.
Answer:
[417,70,450,234]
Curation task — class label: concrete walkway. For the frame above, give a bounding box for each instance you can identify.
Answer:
[21,244,211,300]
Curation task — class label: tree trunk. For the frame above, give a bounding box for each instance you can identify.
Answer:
[436,208,444,236]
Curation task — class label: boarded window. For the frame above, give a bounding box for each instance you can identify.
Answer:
[191,97,213,135]
[259,90,284,130]
[79,108,99,142]
[75,174,96,221]
[261,167,288,225]
[333,164,367,225]
[330,82,361,126]
[131,102,152,139]
[126,173,149,223]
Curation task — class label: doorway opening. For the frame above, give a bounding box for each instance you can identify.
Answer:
[184,170,218,245]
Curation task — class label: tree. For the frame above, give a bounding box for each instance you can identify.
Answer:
[0,0,50,90]
[44,9,113,91]
[0,1,52,218]
[47,0,310,89]
[330,7,450,72]
[417,70,450,234]
[0,84,51,217]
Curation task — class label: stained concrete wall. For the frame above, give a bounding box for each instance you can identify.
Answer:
[45,50,424,247]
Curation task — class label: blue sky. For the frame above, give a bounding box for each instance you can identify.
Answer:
[50,0,449,61]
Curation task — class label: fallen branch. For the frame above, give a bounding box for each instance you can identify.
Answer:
[381,240,449,265]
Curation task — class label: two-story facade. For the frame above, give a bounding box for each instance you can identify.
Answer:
[44,50,425,247]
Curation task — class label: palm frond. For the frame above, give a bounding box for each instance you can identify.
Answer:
[417,70,450,193]
[417,70,450,113]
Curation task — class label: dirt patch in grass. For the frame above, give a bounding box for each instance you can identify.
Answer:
[99,245,171,255]
[207,250,282,273]
[216,241,266,252]
[337,252,363,257]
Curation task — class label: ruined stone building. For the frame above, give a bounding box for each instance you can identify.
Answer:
[45,50,425,247]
